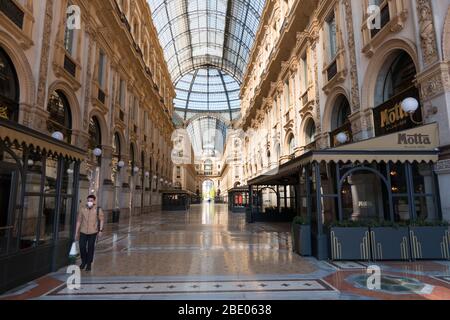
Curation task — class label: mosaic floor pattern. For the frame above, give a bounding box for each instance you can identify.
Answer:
[1,204,449,300]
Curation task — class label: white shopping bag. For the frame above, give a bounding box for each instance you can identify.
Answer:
[69,241,79,257]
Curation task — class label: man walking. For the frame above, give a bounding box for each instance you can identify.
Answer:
[75,195,105,271]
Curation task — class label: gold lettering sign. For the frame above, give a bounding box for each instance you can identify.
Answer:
[0,105,9,120]
[380,102,408,129]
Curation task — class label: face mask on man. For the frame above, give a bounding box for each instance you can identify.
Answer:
[87,201,94,209]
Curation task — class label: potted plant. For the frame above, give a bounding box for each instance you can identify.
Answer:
[369,220,410,261]
[328,220,371,261]
[409,219,450,260]
[292,216,311,256]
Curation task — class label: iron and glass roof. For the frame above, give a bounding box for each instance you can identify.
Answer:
[174,67,241,120]
[186,116,228,157]
[148,0,266,83]
[148,0,266,149]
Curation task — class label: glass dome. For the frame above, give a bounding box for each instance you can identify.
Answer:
[174,67,241,121]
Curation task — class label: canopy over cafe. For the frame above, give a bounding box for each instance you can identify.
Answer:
[248,118,444,260]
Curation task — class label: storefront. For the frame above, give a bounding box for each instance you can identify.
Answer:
[161,190,193,211]
[228,186,249,213]
[249,123,446,261]
[0,119,85,293]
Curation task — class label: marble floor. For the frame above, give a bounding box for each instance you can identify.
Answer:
[1,203,450,300]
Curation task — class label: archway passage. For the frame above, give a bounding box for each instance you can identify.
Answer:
[202,179,215,201]
[0,47,20,122]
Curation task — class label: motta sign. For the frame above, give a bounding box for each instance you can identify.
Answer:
[373,87,422,137]
[398,133,432,146]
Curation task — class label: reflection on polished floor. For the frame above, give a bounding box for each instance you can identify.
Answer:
[1,204,450,300]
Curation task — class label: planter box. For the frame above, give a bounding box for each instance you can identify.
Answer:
[409,226,450,260]
[370,227,410,261]
[292,224,312,256]
[329,227,371,261]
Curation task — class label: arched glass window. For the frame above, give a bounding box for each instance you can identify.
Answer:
[334,96,351,130]
[305,120,316,145]
[47,90,72,143]
[381,51,416,104]
[288,135,295,155]
[88,117,102,150]
[89,117,102,166]
[0,47,20,121]
[113,133,121,159]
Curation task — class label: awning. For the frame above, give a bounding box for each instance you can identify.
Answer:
[0,119,86,161]
[249,123,440,186]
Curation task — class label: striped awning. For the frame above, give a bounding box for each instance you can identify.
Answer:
[249,123,440,186]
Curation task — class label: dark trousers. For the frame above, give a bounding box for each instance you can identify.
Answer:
[79,233,97,265]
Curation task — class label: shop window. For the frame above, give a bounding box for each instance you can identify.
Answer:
[393,196,410,222]
[412,163,437,221]
[46,90,72,144]
[0,47,20,122]
[341,170,387,222]
[389,163,407,194]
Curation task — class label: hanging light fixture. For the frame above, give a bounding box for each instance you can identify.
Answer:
[133,166,140,174]
[118,160,125,168]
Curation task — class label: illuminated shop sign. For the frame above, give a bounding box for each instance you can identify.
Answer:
[373,87,422,137]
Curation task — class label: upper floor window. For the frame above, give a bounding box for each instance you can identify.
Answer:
[301,54,308,91]
[119,79,126,107]
[64,3,77,56]
[305,119,316,145]
[288,135,295,155]
[284,80,290,107]
[98,51,106,88]
[0,47,20,122]
[326,12,337,60]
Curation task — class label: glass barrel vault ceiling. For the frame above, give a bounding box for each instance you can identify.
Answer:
[147,0,266,122]
[148,0,266,82]
[174,67,241,121]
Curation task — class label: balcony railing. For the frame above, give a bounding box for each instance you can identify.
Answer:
[370,3,390,38]
[0,0,24,29]
[98,88,106,104]
[64,54,77,77]
[326,60,338,82]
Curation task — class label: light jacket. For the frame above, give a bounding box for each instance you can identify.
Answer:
[77,206,105,235]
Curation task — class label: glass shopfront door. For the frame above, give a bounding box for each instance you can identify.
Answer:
[0,162,19,255]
